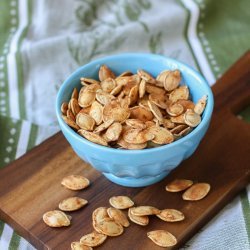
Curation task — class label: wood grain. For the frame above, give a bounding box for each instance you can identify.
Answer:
[0,52,249,250]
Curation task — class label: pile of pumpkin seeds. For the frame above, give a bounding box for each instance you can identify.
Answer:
[61,65,207,149]
[42,175,211,249]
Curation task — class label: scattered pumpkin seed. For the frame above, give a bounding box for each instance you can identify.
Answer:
[61,175,90,190]
[182,183,211,201]
[156,209,185,222]
[80,231,107,247]
[59,197,88,211]
[147,230,177,247]
[109,196,134,209]
[43,210,71,227]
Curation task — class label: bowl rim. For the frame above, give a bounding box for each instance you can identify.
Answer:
[56,52,214,155]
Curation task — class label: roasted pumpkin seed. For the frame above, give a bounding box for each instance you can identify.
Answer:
[147,230,177,247]
[109,196,134,209]
[43,210,71,227]
[94,218,124,237]
[182,183,210,201]
[107,207,130,227]
[165,179,193,192]
[71,242,93,250]
[80,231,107,247]
[78,129,108,146]
[128,208,149,226]
[59,197,88,211]
[61,175,90,190]
[156,209,185,222]
[130,206,160,216]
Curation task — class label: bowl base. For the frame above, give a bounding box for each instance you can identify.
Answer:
[103,172,169,187]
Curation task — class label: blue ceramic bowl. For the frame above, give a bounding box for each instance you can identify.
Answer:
[56,53,214,187]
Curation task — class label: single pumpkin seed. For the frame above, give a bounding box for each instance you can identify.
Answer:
[194,95,207,115]
[89,101,103,125]
[130,206,160,216]
[147,230,177,247]
[109,196,134,209]
[166,179,193,192]
[184,109,201,127]
[43,210,71,227]
[59,197,88,211]
[71,242,93,250]
[61,102,68,115]
[157,209,185,222]
[94,218,124,237]
[76,113,95,131]
[80,231,107,247]
[78,129,108,146]
[61,175,90,190]
[182,183,211,201]
[99,65,115,81]
[107,207,130,227]
[128,208,149,226]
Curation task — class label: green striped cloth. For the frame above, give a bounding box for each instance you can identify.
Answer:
[0,0,249,249]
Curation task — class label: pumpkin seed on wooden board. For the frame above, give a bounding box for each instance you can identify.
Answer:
[130,206,160,216]
[92,207,109,222]
[109,196,134,209]
[80,231,107,247]
[61,66,207,149]
[147,230,177,247]
[182,183,211,201]
[165,179,193,192]
[107,207,130,227]
[59,197,88,211]
[128,208,149,226]
[61,175,90,190]
[43,210,71,227]
[156,209,185,222]
[94,218,124,237]
[71,242,93,250]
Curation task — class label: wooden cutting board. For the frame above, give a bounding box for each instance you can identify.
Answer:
[0,52,249,250]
